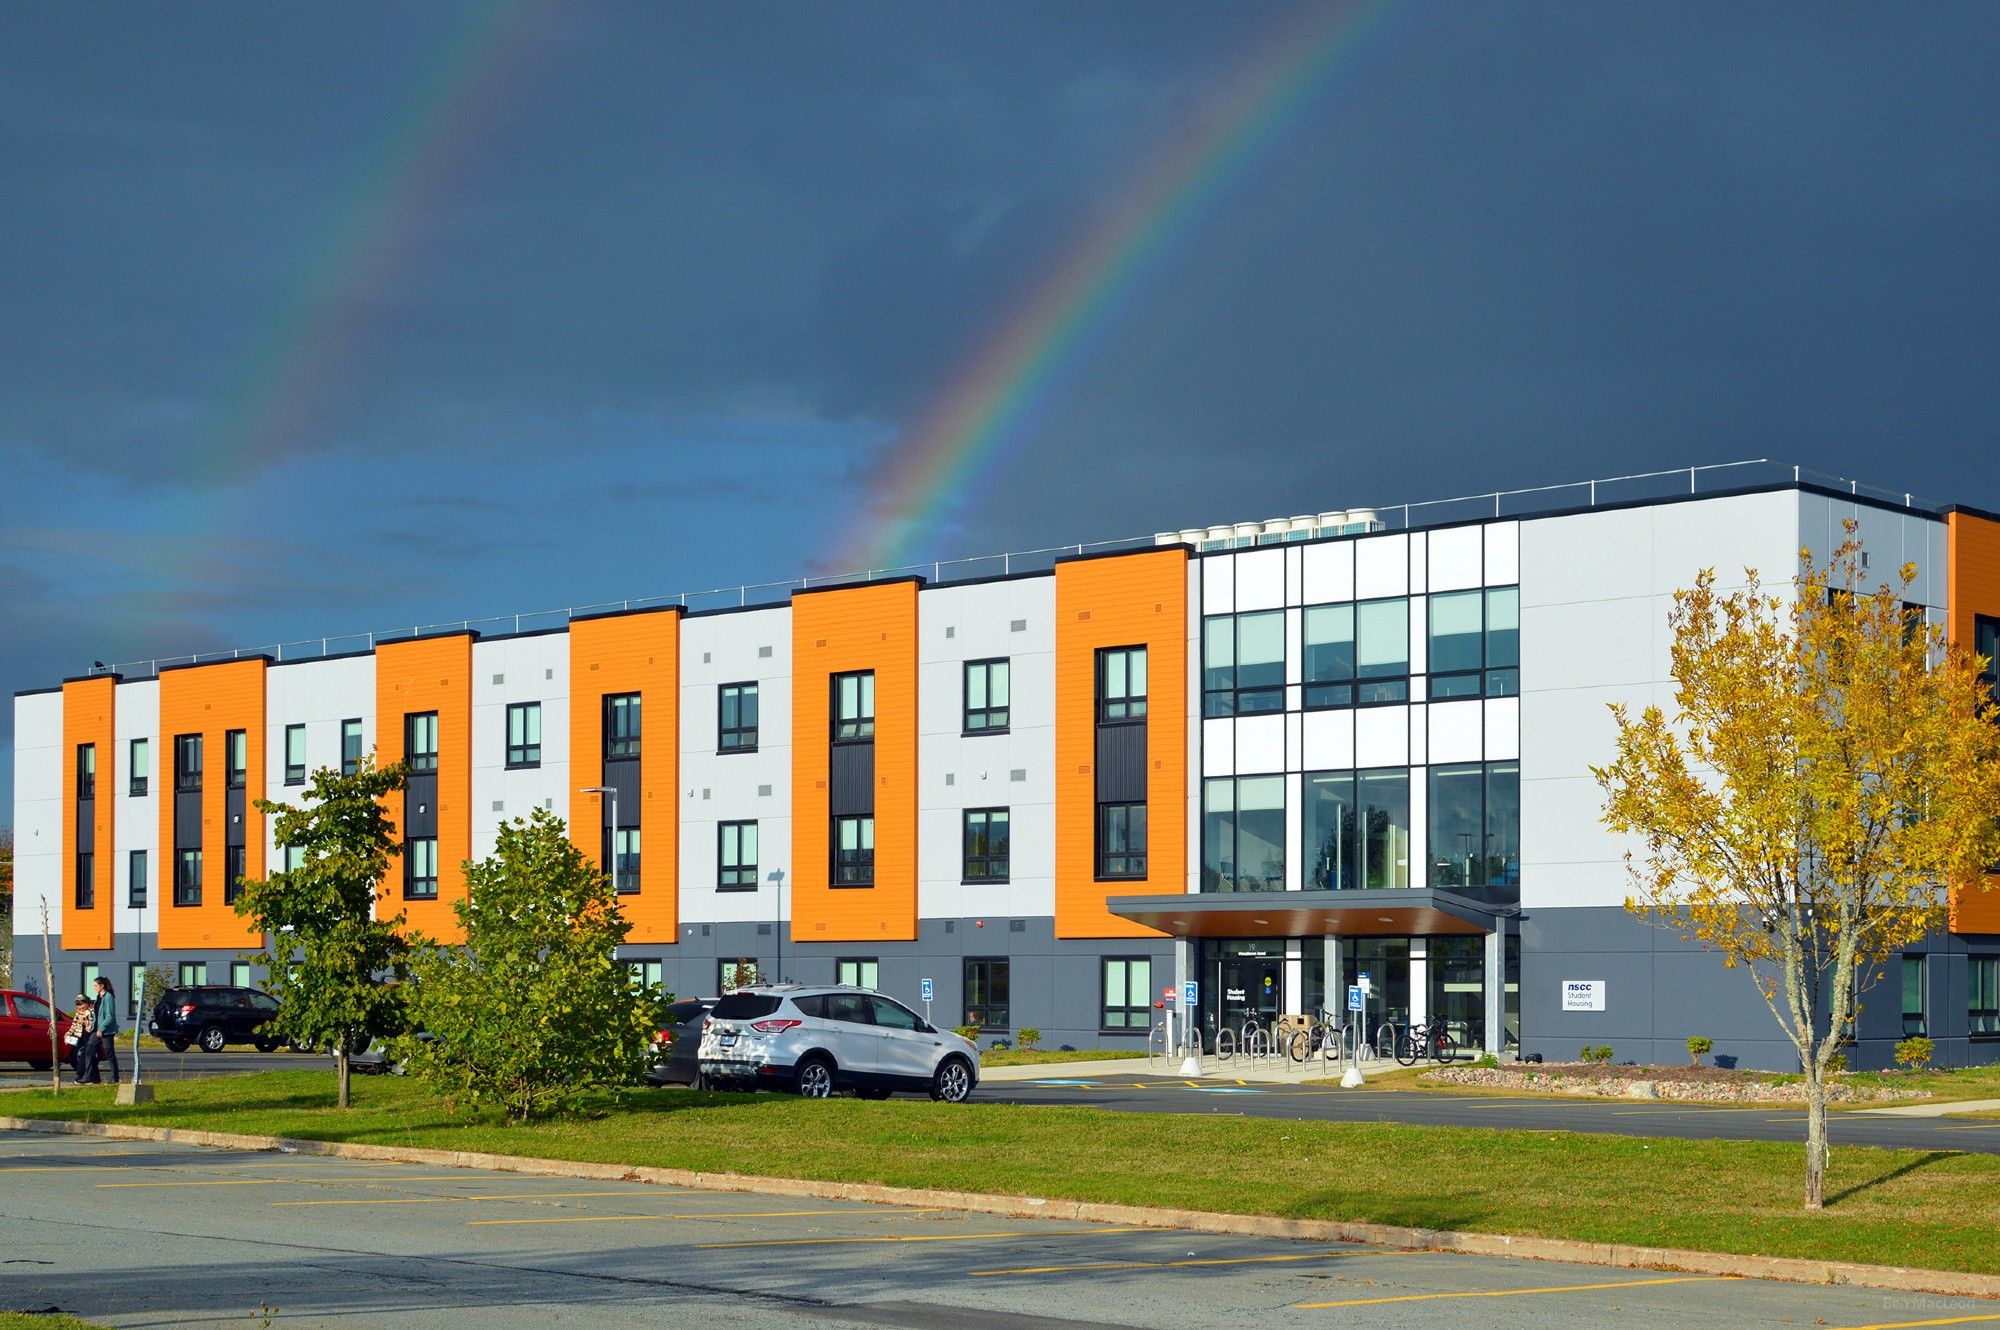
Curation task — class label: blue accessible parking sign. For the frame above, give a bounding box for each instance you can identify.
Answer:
[1348,985,1364,1012]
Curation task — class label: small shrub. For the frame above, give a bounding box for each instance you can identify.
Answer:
[1895,1036,1935,1069]
[1017,1027,1041,1052]
[1685,1035,1713,1066]
[1579,1044,1614,1064]
[1826,1051,1848,1074]
[954,1024,981,1043]
[1471,1052,1500,1069]
[990,1038,1011,1051]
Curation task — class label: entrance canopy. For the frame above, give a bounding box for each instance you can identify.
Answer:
[1107,889,1497,939]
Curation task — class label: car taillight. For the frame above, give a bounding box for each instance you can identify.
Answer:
[178,1004,197,1018]
[749,1018,802,1034]
[654,1029,673,1047]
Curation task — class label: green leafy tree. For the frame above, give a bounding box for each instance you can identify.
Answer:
[234,758,412,1108]
[403,808,656,1121]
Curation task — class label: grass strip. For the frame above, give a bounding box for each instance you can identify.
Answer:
[0,1315,112,1330]
[7,1070,1998,1276]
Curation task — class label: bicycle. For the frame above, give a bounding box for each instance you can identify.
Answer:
[1286,1009,1344,1063]
[1395,1018,1457,1067]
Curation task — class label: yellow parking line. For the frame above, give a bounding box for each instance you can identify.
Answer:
[1297,1274,1729,1308]
[471,1207,939,1228]
[1939,1122,2000,1130]
[1835,1315,2000,1329]
[696,1226,1153,1249]
[974,1248,1424,1277]
[275,1190,686,1207]
[98,1175,466,1189]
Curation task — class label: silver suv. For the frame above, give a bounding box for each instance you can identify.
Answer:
[697,984,979,1102]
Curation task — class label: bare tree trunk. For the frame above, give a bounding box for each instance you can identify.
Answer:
[1804,1059,1827,1209]
[40,901,58,1096]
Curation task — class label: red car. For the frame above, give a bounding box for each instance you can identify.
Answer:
[1,990,78,1070]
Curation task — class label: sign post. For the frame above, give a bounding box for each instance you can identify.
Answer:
[1342,979,1367,1088]
[920,977,933,1026]
[1171,983,1202,1077]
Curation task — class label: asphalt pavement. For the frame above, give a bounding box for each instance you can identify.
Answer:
[3,1129,1992,1329]
[0,1047,318,1087]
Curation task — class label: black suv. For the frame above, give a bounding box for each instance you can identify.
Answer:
[149,986,282,1053]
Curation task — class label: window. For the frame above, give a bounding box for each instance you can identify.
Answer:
[224,845,246,905]
[226,729,247,789]
[340,718,364,775]
[833,815,874,886]
[608,827,640,895]
[628,960,664,994]
[74,852,94,910]
[718,683,758,752]
[1427,762,1521,889]
[962,808,1010,882]
[174,734,203,792]
[1101,956,1153,1031]
[1202,776,1285,892]
[870,994,922,1030]
[1978,616,2000,714]
[406,712,439,773]
[598,692,639,759]
[128,738,149,796]
[718,821,758,890]
[1972,957,1999,1037]
[506,702,542,768]
[284,723,307,785]
[178,961,208,987]
[79,962,101,996]
[833,671,875,742]
[282,844,306,873]
[174,849,203,906]
[963,659,1010,733]
[127,963,146,1019]
[1097,646,1148,722]
[128,850,148,909]
[405,837,438,900]
[1902,954,1927,1037]
[1304,768,1410,889]
[963,958,1010,1029]
[1429,587,1520,700]
[76,744,96,799]
[719,958,763,991]
[837,958,880,990]
[231,962,252,989]
[1202,612,1284,717]
[1304,598,1408,707]
[1097,802,1148,879]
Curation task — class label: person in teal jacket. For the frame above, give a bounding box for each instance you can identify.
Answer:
[83,976,120,1084]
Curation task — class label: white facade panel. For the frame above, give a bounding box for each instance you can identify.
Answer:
[1202,717,1234,777]
[1301,709,1353,771]
[1484,521,1520,586]
[917,578,1056,921]
[1484,696,1520,762]
[1428,526,1483,592]
[1407,701,1427,767]
[1353,705,1408,768]
[471,634,571,859]
[1202,556,1234,616]
[1427,700,1483,765]
[1408,529,1428,594]
[1234,714,1284,775]
[681,607,793,927]
[14,692,65,943]
[1353,533,1408,600]
[1284,545,1303,606]
[264,655,376,861]
[1234,548,1285,612]
[1301,541,1353,605]
[113,680,159,938]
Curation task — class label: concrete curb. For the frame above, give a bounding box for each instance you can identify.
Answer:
[4,1113,1996,1300]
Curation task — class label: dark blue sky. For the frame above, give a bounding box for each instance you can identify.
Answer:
[4,1,1997,816]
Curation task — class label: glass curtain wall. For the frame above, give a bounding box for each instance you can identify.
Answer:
[1304,769,1409,889]
[1202,776,1285,891]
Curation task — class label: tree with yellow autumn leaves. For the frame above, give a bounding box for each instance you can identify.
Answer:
[1596,524,2000,1209]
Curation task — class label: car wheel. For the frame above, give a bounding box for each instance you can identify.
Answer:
[793,1056,835,1098]
[930,1057,974,1103]
[163,1038,189,1054]
[692,1071,709,1092]
[199,1025,228,1053]
[28,1060,51,1072]
[856,1087,892,1100]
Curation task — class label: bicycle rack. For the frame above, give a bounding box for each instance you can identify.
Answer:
[1376,1022,1401,1063]
[1213,1028,1235,1061]
[1146,1023,1170,1069]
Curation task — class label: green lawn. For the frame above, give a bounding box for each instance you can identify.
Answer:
[7,1071,2000,1275]
[0,1315,110,1330]
[977,1048,1148,1066]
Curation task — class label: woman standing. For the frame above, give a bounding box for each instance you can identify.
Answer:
[84,976,120,1084]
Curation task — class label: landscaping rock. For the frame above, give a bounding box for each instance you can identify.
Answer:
[1423,1064,1932,1103]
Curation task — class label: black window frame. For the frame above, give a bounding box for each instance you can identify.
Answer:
[225,729,247,789]
[76,743,96,800]
[405,712,439,774]
[174,733,203,793]
[74,850,94,910]
[717,820,758,891]
[1100,955,1154,1033]
[962,956,1010,1030]
[283,723,307,786]
[1427,586,1520,702]
[606,825,640,896]
[404,836,439,900]
[1425,760,1522,890]
[1096,646,1148,723]
[1303,597,1410,709]
[174,848,202,907]
[832,813,875,887]
[1096,801,1148,880]
[718,681,759,753]
[128,737,149,797]
[1977,615,2000,717]
[832,671,875,743]
[1972,956,2000,1038]
[962,658,1011,734]
[962,807,1011,883]
[505,701,542,769]
[603,693,641,760]
[1902,953,1928,1038]
[340,718,364,776]
[1202,611,1286,718]
[836,957,880,989]
[224,844,246,905]
[128,848,148,909]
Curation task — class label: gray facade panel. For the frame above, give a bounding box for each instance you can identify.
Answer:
[829,742,874,816]
[404,774,438,838]
[174,790,202,847]
[1095,724,1147,803]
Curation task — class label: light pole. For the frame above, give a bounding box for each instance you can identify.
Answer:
[767,869,786,983]
[578,787,619,890]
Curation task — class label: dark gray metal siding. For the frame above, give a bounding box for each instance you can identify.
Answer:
[1095,723,1148,803]
[830,742,874,816]
[404,774,438,838]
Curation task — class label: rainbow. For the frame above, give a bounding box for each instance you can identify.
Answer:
[830,0,1408,574]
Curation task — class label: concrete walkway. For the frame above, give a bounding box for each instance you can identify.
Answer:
[1854,1096,2000,1117]
[980,1053,1386,1084]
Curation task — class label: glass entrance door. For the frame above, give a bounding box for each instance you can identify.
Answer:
[1218,955,1282,1034]
[1341,938,1411,1034]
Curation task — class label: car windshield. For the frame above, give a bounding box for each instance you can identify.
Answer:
[712,993,782,1020]
[15,995,52,1021]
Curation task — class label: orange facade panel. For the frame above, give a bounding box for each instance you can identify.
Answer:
[60,676,116,952]
[1054,550,1188,940]
[568,609,682,945]
[156,660,267,953]
[376,635,473,943]
[791,580,919,943]
[1947,511,2000,934]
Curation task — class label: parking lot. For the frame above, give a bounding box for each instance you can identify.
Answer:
[2,1128,1994,1328]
